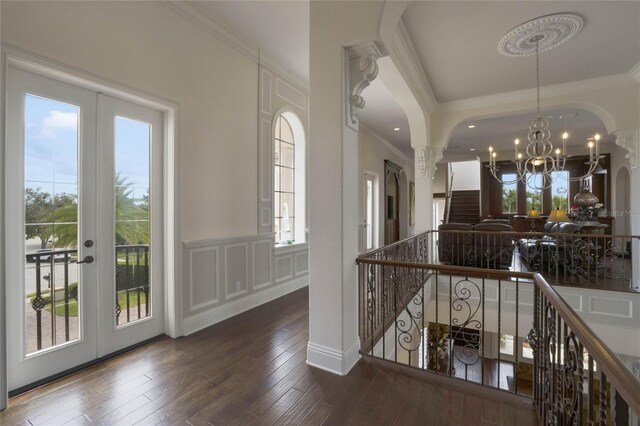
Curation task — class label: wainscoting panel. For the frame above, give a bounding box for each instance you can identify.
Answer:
[225,243,249,299]
[252,240,272,290]
[183,234,308,335]
[295,252,308,276]
[189,247,219,311]
[276,255,293,283]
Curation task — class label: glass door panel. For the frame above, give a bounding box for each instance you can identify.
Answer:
[24,94,81,354]
[98,94,163,356]
[7,66,98,391]
[114,117,151,327]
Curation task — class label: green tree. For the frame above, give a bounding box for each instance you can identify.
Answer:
[115,175,149,245]
[47,175,149,248]
[552,195,568,211]
[526,191,542,212]
[48,193,78,248]
[501,188,517,213]
[25,188,53,249]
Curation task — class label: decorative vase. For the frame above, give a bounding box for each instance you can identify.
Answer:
[573,180,599,209]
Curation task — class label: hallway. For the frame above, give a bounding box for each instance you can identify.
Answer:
[1,287,536,425]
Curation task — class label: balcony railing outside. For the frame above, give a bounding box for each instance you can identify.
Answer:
[357,231,640,425]
[25,244,150,354]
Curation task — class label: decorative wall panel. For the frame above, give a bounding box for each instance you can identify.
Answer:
[225,243,249,298]
[183,235,308,334]
[189,247,219,310]
[252,240,272,289]
[275,77,306,109]
[276,255,293,283]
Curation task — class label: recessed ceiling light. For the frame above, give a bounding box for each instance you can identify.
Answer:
[469,148,476,151]
[468,125,476,129]
[393,127,400,131]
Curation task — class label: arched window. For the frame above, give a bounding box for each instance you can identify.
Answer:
[274,112,305,245]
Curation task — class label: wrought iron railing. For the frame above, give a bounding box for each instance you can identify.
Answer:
[430,229,638,291]
[531,273,640,425]
[25,244,150,353]
[357,232,640,425]
[115,244,150,326]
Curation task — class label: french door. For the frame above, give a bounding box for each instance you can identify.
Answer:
[6,67,165,391]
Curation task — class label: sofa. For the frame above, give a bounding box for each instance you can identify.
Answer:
[517,222,582,273]
[437,222,515,270]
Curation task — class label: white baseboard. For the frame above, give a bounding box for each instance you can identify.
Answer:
[306,338,361,376]
[183,276,308,335]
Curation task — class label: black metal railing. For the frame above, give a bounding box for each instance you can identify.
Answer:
[115,244,150,326]
[531,273,640,425]
[430,229,638,292]
[357,232,640,425]
[25,244,150,353]
[27,249,78,352]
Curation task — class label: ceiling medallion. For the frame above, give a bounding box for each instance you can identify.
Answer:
[498,13,583,57]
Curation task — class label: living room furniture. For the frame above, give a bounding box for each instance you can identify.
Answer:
[437,222,515,269]
[517,222,582,273]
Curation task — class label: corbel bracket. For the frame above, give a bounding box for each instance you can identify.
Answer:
[614,129,640,169]
[345,42,383,130]
[416,146,444,178]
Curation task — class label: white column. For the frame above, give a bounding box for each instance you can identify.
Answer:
[414,146,431,233]
[414,146,442,233]
[614,129,640,289]
[307,1,382,375]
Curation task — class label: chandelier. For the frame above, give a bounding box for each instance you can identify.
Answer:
[489,15,602,191]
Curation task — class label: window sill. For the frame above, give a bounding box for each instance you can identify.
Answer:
[274,241,308,254]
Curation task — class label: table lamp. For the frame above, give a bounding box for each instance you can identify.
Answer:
[527,209,540,232]
[547,208,570,223]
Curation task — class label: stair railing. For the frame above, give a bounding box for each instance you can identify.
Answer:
[356,230,640,424]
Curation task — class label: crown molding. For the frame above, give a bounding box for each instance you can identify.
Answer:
[359,124,413,165]
[162,1,308,91]
[387,19,437,113]
[436,71,637,113]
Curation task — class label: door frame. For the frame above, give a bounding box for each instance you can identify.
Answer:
[0,46,183,408]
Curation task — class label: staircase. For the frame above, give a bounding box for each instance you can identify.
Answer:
[448,190,480,224]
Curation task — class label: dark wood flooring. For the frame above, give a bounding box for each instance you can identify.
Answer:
[1,287,536,425]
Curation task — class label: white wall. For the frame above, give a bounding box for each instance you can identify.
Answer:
[450,160,481,191]
[432,164,448,194]
[359,126,415,246]
[1,1,258,241]
[1,1,309,354]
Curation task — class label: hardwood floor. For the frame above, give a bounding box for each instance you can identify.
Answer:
[1,287,536,425]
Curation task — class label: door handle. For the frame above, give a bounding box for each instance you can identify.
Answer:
[77,255,94,264]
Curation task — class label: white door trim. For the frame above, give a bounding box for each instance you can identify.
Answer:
[0,45,182,407]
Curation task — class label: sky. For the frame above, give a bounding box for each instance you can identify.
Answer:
[24,94,151,200]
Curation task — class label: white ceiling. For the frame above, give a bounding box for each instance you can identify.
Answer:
[403,1,640,103]
[193,0,309,86]
[187,1,639,165]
